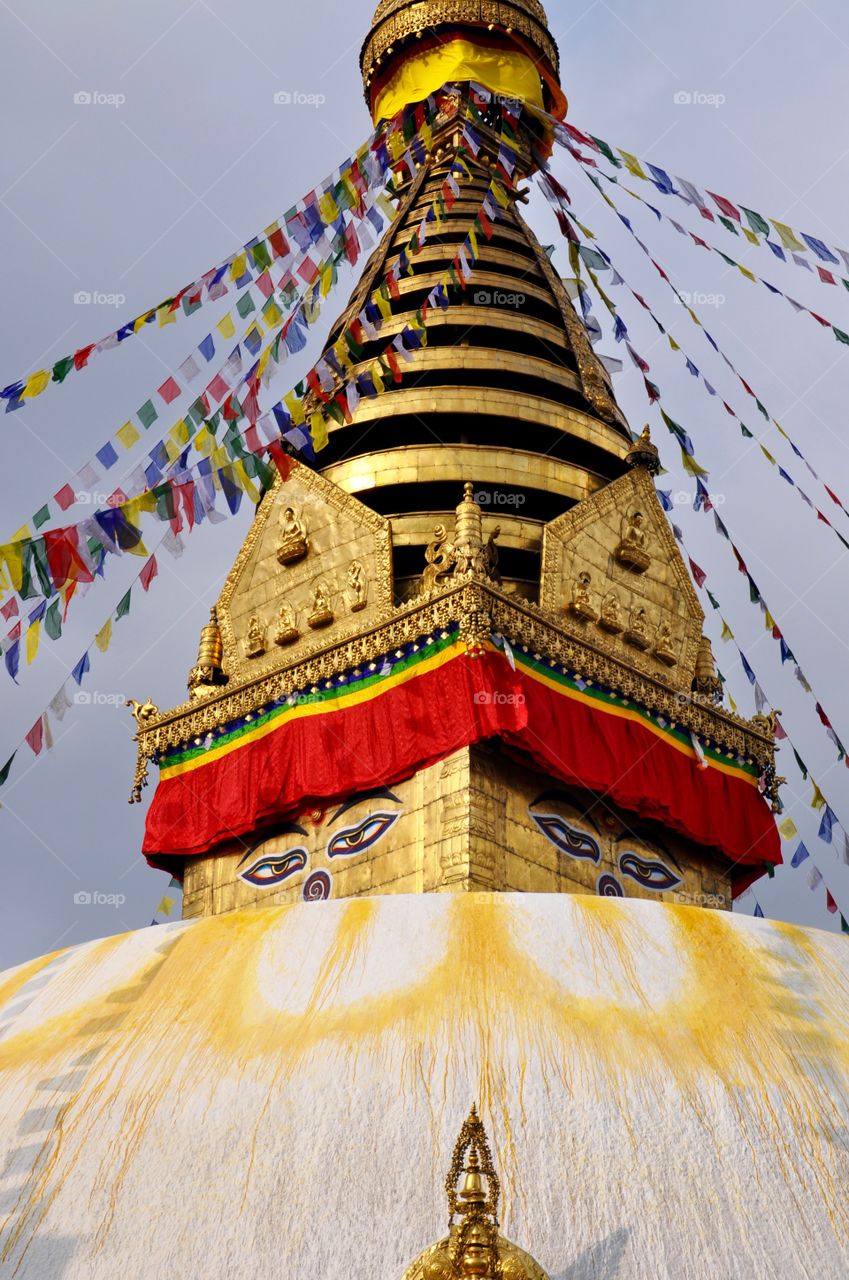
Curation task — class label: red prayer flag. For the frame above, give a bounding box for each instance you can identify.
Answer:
[825,486,842,507]
[0,598,18,621]
[810,312,831,327]
[207,374,230,403]
[827,890,839,914]
[54,483,76,512]
[688,558,707,588]
[255,270,274,300]
[140,556,158,593]
[73,344,96,371]
[267,440,293,481]
[297,257,320,285]
[268,228,289,260]
[158,377,181,405]
[708,191,742,222]
[42,528,94,590]
[25,717,44,757]
[817,267,837,285]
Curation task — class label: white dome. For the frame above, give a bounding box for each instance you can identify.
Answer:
[0,894,847,1278]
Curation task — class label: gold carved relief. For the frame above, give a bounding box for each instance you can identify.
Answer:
[541,466,704,692]
[215,460,393,684]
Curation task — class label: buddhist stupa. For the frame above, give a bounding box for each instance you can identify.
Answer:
[2,3,848,1277]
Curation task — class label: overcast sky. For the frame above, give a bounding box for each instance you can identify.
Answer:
[1,0,848,969]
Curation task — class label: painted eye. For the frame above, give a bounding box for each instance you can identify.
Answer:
[327,812,400,859]
[619,852,682,893]
[530,815,601,864]
[239,849,307,888]
[597,874,625,898]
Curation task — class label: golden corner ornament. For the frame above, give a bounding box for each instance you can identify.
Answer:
[2,3,848,1279]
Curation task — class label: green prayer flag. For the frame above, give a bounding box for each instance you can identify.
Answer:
[833,326,849,346]
[591,136,622,167]
[138,399,158,430]
[0,753,15,788]
[767,864,776,879]
[706,590,720,611]
[717,252,737,268]
[756,400,769,419]
[793,749,808,779]
[741,207,770,238]
[841,915,849,936]
[116,589,132,619]
[325,399,345,427]
[154,484,176,522]
[236,292,256,319]
[32,504,51,530]
[718,216,739,236]
[249,241,271,273]
[740,423,754,439]
[44,598,62,641]
[52,356,75,384]
[181,294,202,317]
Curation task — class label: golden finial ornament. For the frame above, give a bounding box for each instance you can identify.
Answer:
[187,607,228,700]
[400,1105,550,1280]
[692,636,723,704]
[625,424,662,476]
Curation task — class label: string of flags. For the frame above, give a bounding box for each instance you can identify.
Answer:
[5,137,407,543]
[549,119,849,297]
[666,520,849,926]
[560,206,849,784]
[547,175,849,553]
[0,96,440,413]
[0,532,172,802]
[560,137,849,355]
[0,131,516,653]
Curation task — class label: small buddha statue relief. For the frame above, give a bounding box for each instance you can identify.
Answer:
[274,601,300,647]
[624,606,651,651]
[276,505,309,566]
[598,590,624,634]
[308,580,335,630]
[653,619,677,667]
[244,615,267,659]
[347,560,368,613]
[567,571,599,623]
[615,510,652,573]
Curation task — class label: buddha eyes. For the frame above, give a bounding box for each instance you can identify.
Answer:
[530,815,601,864]
[618,852,682,893]
[239,849,308,887]
[327,812,399,859]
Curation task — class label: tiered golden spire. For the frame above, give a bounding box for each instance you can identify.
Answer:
[401,1105,549,1279]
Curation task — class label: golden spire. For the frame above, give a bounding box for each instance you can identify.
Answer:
[625,424,662,475]
[401,1105,549,1279]
[361,0,564,120]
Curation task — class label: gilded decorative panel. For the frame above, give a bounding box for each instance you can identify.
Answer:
[540,466,704,693]
[215,462,393,685]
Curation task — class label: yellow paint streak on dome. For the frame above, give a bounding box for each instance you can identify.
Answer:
[2,897,849,1264]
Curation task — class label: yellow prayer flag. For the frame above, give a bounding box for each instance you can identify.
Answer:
[309,411,329,453]
[26,619,40,665]
[156,896,174,918]
[760,445,776,465]
[262,299,282,328]
[23,369,51,399]
[217,312,236,340]
[720,620,734,643]
[728,692,738,713]
[230,252,247,280]
[133,312,151,333]
[257,348,272,379]
[117,421,141,450]
[318,191,340,224]
[681,451,709,478]
[3,542,24,593]
[371,362,385,395]
[737,265,757,283]
[170,419,191,447]
[234,459,261,504]
[619,150,648,180]
[779,817,798,841]
[811,782,827,811]
[764,609,776,631]
[163,439,181,464]
[668,335,680,352]
[742,228,759,245]
[157,305,177,327]
[284,392,306,426]
[95,618,113,653]
[375,290,392,322]
[320,263,334,298]
[196,427,216,458]
[772,221,805,253]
